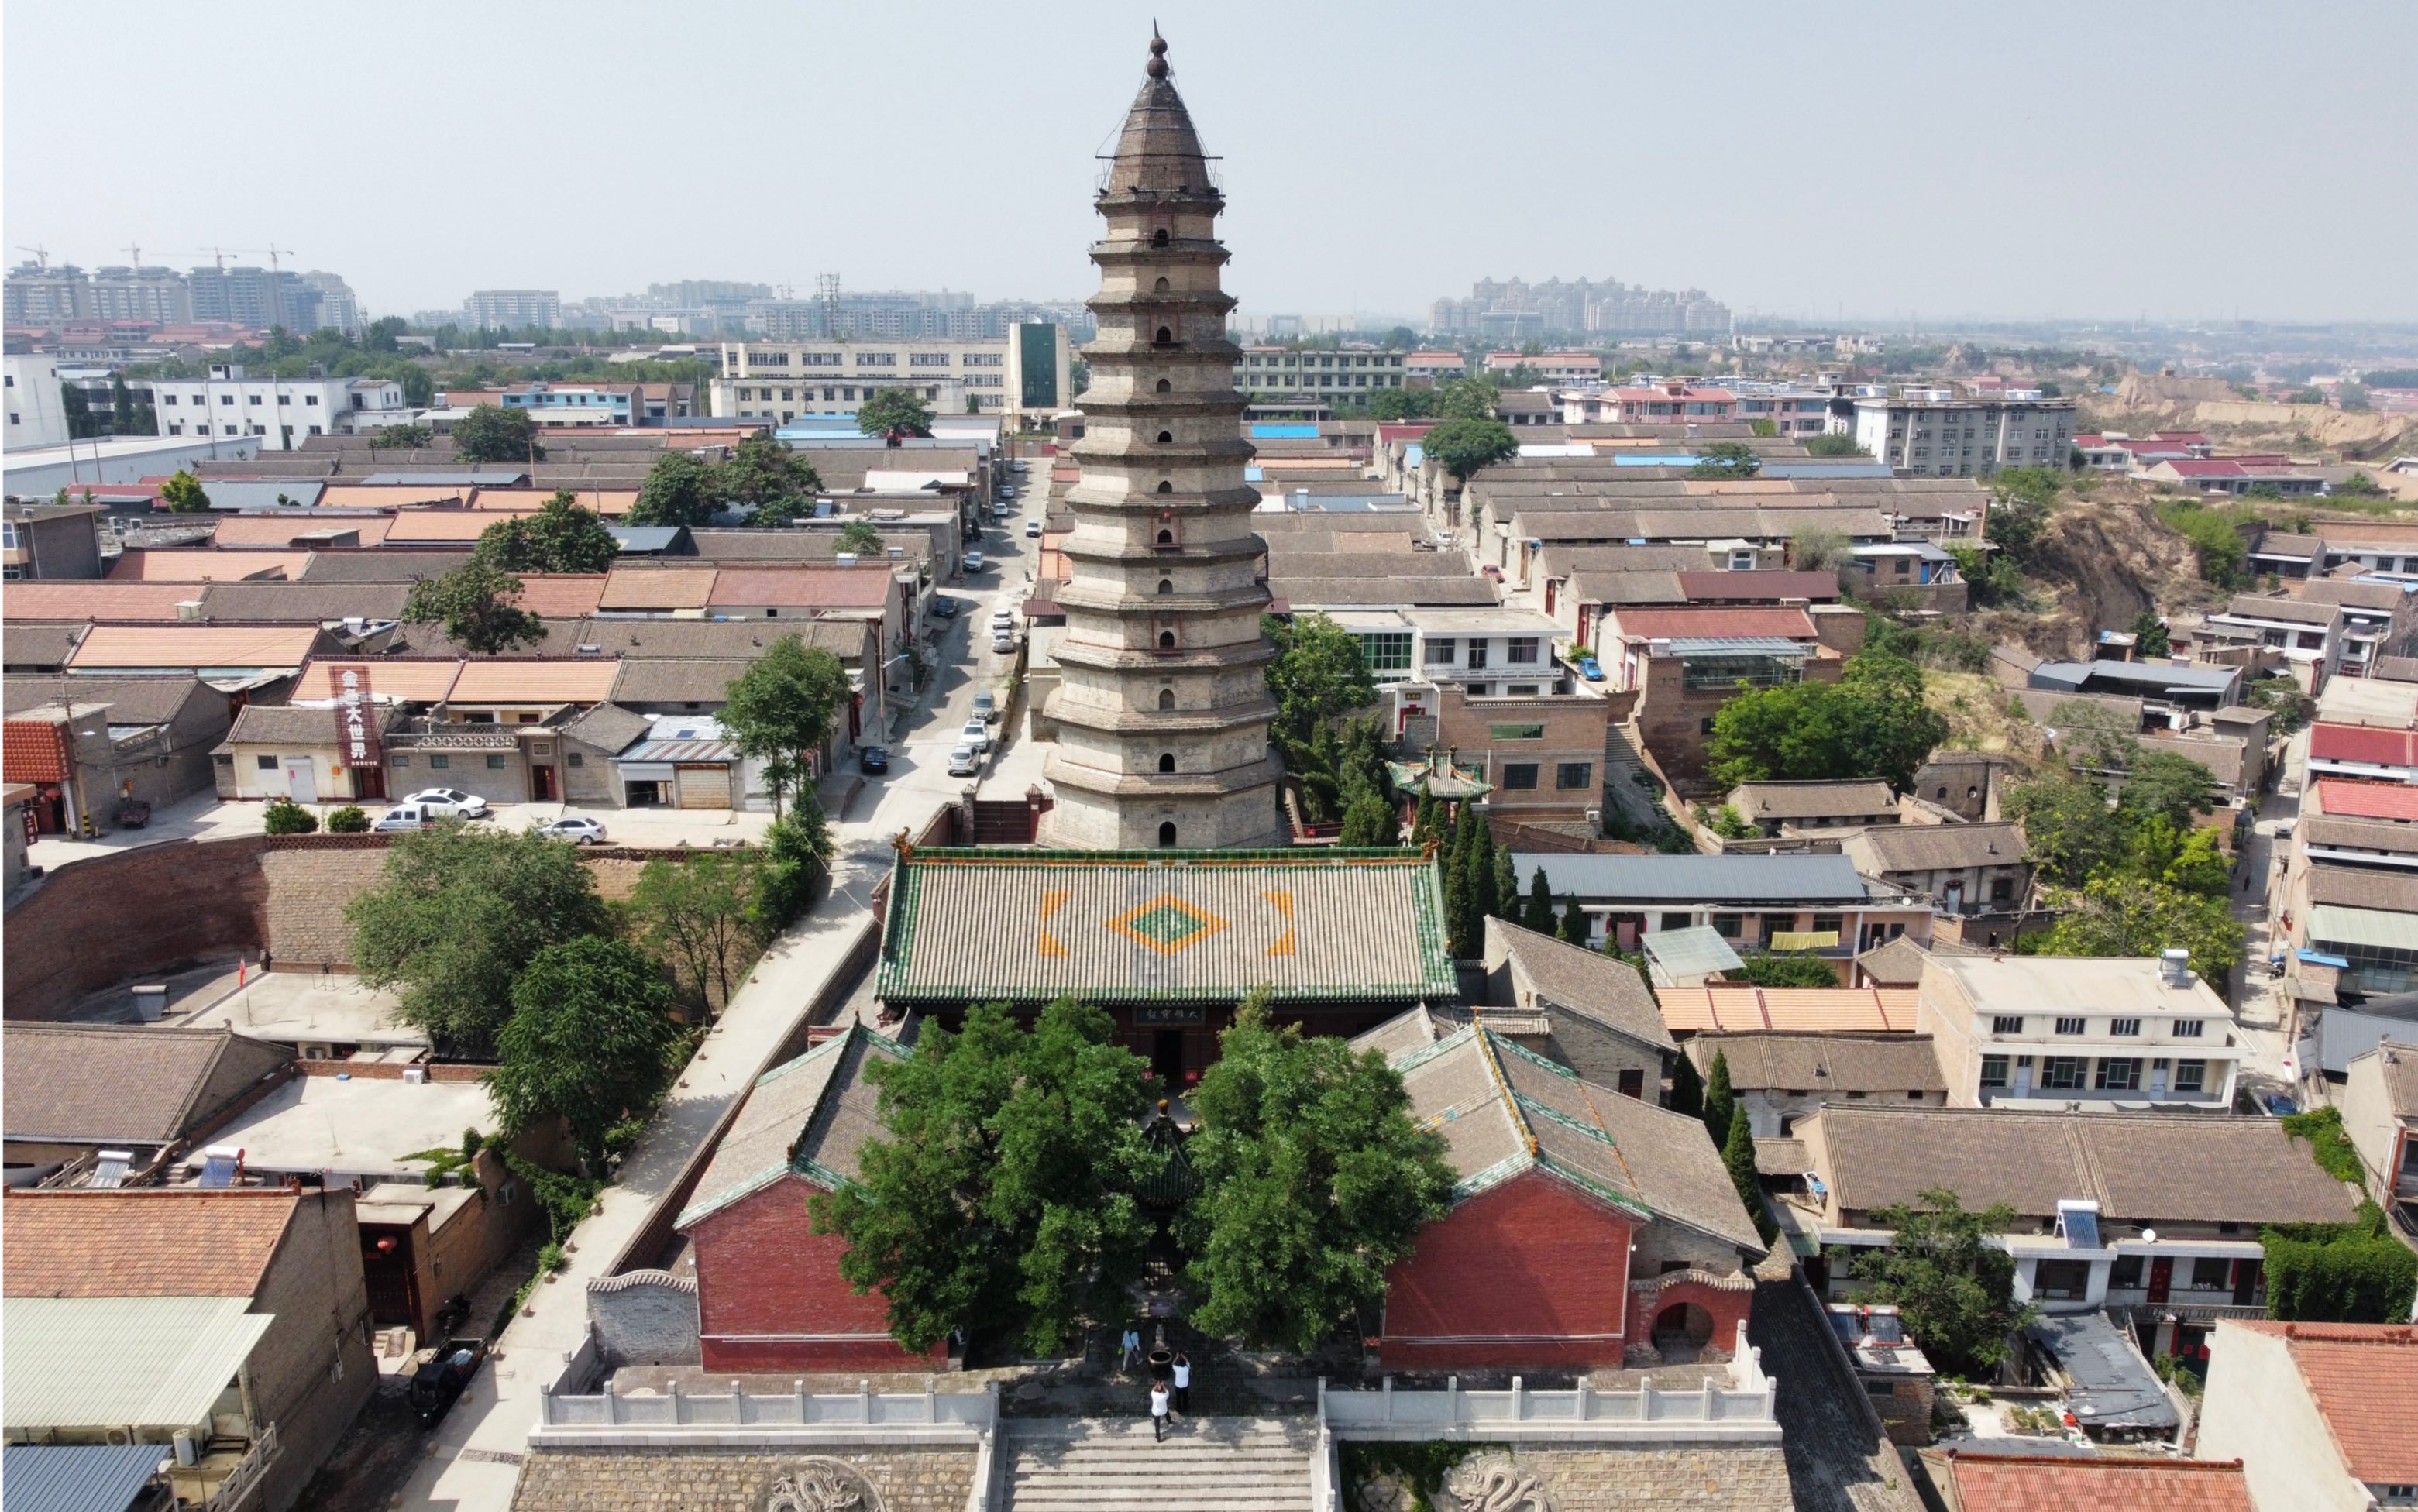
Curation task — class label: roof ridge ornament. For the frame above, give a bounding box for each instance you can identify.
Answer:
[1147,26,1168,80]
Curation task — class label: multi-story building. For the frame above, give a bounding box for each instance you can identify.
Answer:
[1843,388,2076,477]
[713,326,1068,421]
[298,270,359,333]
[1234,345,1406,400]
[1915,953,2243,1110]
[1508,851,1934,957]
[463,289,562,329]
[1484,351,1601,383]
[1404,350,1466,385]
[3,260,92,327]
[1432,276,1729,338]
[152,364,408,449]
[188,265,322,331]
[4,353,72,450]
[88,266,194,325]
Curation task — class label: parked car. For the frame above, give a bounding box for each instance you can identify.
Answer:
[1011,459,1030,472]
[1577,655,1605,682]
[408,1337,487,1428]
[961,718,994,755]
[992,631,1017,655]
[964,550,988,573]
[371,803,435,833]
[946,745,980,778]
[972,692,997,724]
[858,744,889,774]
[404,788,490,819]
[531,816,607,844]
[1024,517,1043,538]
[930,597,959,620]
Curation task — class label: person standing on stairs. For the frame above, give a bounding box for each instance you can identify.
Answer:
[1150,1380,1171,1442]
[1120,1325,1141,1373]
[1171,1352,1191,1415]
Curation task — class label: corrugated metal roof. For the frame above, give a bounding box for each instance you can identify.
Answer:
[2308,903,2418,952]
[621,737,737,762]
[2,1296,273,1431]
[2,1444,170,1512]
[1642,926,1746,978]
[1510,851,1869,905]
[1663,636,1816,656]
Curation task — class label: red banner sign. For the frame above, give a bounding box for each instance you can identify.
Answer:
[329,665,381,769]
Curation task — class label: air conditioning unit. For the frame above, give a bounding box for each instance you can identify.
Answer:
[401,1067,428,1085]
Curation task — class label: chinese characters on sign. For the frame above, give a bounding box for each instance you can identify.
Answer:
[332,665,380,768]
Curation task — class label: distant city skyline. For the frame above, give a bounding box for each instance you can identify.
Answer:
[6,1,2415,325]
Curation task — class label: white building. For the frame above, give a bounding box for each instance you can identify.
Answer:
[1323,607,1574,696]
[88,266,194,325]
[1841,389,2076,477]
[1915,951,2243,1111]
[712,328,1068,422]
[152,365,409,451]
[463,290,562,329]
[4,353,73,452]
[1234,345,1406,401]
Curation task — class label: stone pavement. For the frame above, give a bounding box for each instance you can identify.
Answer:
[1748,1279,1921,1512]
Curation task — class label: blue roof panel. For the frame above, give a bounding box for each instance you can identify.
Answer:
[2,1444,167,1512]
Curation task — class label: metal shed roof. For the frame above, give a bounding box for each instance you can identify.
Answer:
[2,1296,273,1432]
[2,1444,170,1512]
[2307,903,2418,952]
[1642,926,1746,980]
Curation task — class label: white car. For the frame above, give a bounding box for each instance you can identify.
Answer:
[992,631,1017,655]
[532,816,607,844]
[946,745,981,778]
[1024,518,1043,538]
[960,718,994,755]
[371,803,436,833]
[963,550,987,573]
[972,692,998,724]
[404,788,490,819]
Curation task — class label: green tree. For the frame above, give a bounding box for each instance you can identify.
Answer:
[1558,895,1589,946]
[488,936,681,1177]
[630,450,726,528]
[753,804,836,936]
[158,469,212,514]
[720,433,824,524]
[1263,613,1377,755]
[2026,876,2244,990]
[2118,751,2220,830]
[627,851,764,1012]
[363,316,408,352]
[1697,803,1757,841]
[476,490,621,575]
[1179,998,1455,1353]
[1419,417,1519,483]
[2005,774,2126,888]
[1688,441,1761,480]
[1729,954,1840,988]
[720,635,855,815]
[261,798,318,835]
[372,422,434,449]
[1846,1188,2031,1374]
[1412,791,1443,851]
[2128,612,2171,658]
[1459,812,1499,940]
[346,825,610,1057]
[1491,848,1519,923]
[451,404,544,465]
[1668,1050,1704,1120]
[813,998,1159,1354]
[1435,376,1501,421]
[1804,431,1871,458]
[1705,654,1947,792]
[1722,1105,1774,1242]
[1365,387,1439,421]
[2162,826,2232,898]
[1339,790,1395,847]
[2246,675,2316,734]
[836,518,886,555]
[858,388,935,442]
[1701,1049,1735,1146]
[1522,866,1556,936]
[403,558,544,654]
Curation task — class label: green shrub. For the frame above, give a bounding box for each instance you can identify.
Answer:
[2263,1203,2418,1322]
[538,1242,566,1273]
[2282,1105,2367,1186]
[2157,500,2254,589]
[325,805,370,833]
[261,798,318,835]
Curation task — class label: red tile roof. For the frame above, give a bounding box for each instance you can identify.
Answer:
[2161,459,2251,478]
[107,550,311,582]
[1606,606,1818,641]
[3,582,198,620]
[709,565,896,609]
[2313,779,2418,821]
[2229,1321,2418,1483]
[2310,722,2418,768]
[1933,1453,2252,1512]
[507,575,608,618]
[2,1189,300,1299]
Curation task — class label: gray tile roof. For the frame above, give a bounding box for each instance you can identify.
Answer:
[1271,576,1499,607]
[2220,594,2341,627]
[296,551,471,583]
[2308,867,2418,913]
[1484,917,1673,1052]
[676,1025,906,1229]
[220,703,394,748]
[559,702,652,754]
[2,1025,291,1146]
[1841,821,2028,875]
[1803,1106,2361,1228]
[2,676,205,725]
[1684,1032,1946,1094]
[2299,579,2409,612]
[1511,852,1869,906]
[2301,815,2418,857]
[4,623,85,669]
[1728,780,1897,822]
[201,582,411,623]
[875,848,1457,1008]
[1350,1005,1443,1061]
[1854,935,1931,986]
[608,658,750,706]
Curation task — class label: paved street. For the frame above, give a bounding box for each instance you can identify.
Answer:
[2230,724,2313,1105]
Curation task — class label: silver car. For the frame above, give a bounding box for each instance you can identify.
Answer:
[532,816,607,844]
[946,745,980,778]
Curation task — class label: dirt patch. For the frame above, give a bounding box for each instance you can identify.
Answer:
[1923,672,2048,773]
[1979,493,2217,660]
[288,1378,425,1512]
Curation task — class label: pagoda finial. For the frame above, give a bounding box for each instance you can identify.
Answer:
[1147,26,1169,80]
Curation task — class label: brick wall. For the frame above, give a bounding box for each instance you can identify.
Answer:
[687,1175,943,1373]
[1400,1445,1790,1512]
[509,1446,976,1512]
[263,844,392,966]
[1381,1172,1635,1369]
[2,834,272,1019]
[1434,687,1617,825]
[250,1188,379,1512]
[1636,653,1844,792]
[586,1269,703,1368]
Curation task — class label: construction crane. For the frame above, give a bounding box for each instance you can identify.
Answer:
[125,243,143,268]
[15,244,50,269]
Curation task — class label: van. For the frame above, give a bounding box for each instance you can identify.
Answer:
[372,804,432,833]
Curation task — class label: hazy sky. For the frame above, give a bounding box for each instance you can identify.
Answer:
[8,1,2415,325]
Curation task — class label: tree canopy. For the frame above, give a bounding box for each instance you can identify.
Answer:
[487,936,681,1177]
[372,421,434,449]
[2021,875,2244,989]
[630,450,726,528]
[1803,431,1871,458]
[1178,998,1455,1353]
[627,850,766,1012]
[858,388,935,442]
[1704,650,1947,792]
[476,490,621,574]
[719,635,855,813]
[719,433,824,524]
[1845,1188,2031,1374]
[836,518,886,555]
[1434,377,1501,421]
[451,404,544,465]
[346,825,611,1057]
[1688,441,1761,480]
[1263,613,1377,754]
[813,998,1160,1354]
[403,558,545,654]
[158,469,211,514]
[1420,417,1519,482]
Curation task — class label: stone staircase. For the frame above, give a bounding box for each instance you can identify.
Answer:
[1001,1417,1316,1512]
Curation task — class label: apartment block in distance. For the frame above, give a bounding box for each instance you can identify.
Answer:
[714,327,1068,421]
[463,289,562,329]
[1844,387,2076,477]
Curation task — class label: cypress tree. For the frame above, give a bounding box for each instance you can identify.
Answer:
[1412,791,1441,850]
[1723,1103,1776,1242]
[1558,895,1589,946]
[1668,1049,1704,1119]
[1702,1049,1735,1146]
[1522,866,1556,936]
[1491,848,1519,923]
[1464,814,1498,919]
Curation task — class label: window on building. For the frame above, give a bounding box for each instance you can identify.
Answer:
[1425,638,1457,665]
[1555,762,1593,789]
[1992,1015,2025,1035]
[1356,631,1412,675]
[487,754,508,769]
[2094,1057,2141,1091]
[1660,912,1692,932]
[2055,1016,2085,1036]
[1617,1068,1645,1099]
[2174,1060,2207,1092]
[1500,763,1539,790]
[428,754,449,769]
[1506,637,1539,665]
[1711,913,1746,938]
[1466,641,1488,670]
[2109,1256,2145,1290]
[255,754,277,771]
[1488,723,1544,741]
[2042,1056,2086,1090]
[2034,1259,2090,1300]
[1979,1055,2010,1088]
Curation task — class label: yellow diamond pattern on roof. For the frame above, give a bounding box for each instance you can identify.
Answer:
[1039,889,1071,957]
[1108,895,1230,956]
